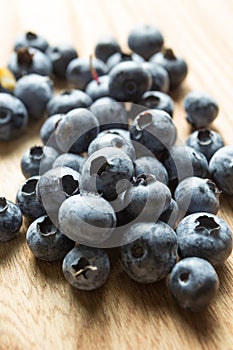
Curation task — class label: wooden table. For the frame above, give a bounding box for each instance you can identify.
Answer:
[0,0,232,349]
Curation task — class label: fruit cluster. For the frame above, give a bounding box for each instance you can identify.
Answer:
[0,26,232,312]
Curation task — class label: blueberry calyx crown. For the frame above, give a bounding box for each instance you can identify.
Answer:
[60,174,79,196]
[26,31,38,41]
[195,215,220,235]
[0,108,11,123]
[163,48,176,60]
[71,257,97,279]
[206,179,221,195]
[17,48,34,66]
[133,173,156,187]
[90,156,110,176]
[197,130,213,146]
[179,272,190,283]
[136,112,152,131]
[143,95,160,108]
[0,197,8,213]
[131,242,145,258]
[22,178,38,196]
[29,146,44,161]
[37,216,58,237]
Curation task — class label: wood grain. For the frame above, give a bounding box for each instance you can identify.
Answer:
[0,0,233,349]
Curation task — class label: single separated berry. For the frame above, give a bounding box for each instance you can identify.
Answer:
[120,221,177,283]
[169,257,219,312]
[0,197,22,241]
[62,245,110,290]
[26,215,74,261]
[184,91,219,129]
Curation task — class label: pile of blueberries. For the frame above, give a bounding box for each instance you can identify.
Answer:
[0,25,232,312]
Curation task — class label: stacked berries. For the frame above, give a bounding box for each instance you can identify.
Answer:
[0,27,232,312]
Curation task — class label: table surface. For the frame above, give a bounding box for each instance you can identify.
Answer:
[0,0,232,349]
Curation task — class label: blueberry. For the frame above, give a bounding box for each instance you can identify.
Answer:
[130,110,177,155]
[21,145,59,178]
[81,147,134,201]
[134,156,168,185]
[162,145,208,188]
[150,48,188,90]
[26,215,74,261]
[141,62,169,93]
[107,52,144,71]
[123,174,171,222]
[95,36,121,63]
[174,177,221,218]
[66,57,108,90]
[14,74,53,120]
[0,68,16,94]
[52,153,84,173]
[16,176,46,221]
[59,193,116,245]
[37,166,81,226]
[0,197,22,241]
[159,198,179,229]
[85,75,110,101]
[46,89,92,117]
[186,129,224,162]
[90,97,128,131]
[55,108,99,154]
[128,24,164,60]
[88,132,136,160]
[8,47,52,80]
[176,213,232,266]
[62,245,110,290]
[120,221,177,283]
[46,44,78,79]
[209,145,233,195]
[134,90,174,117]
[14,31,49,53]
[184,91,219,129]
[40,114,64,150]
[108,61,151,102]
[0,92,28,140]
[169,257,219,312]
